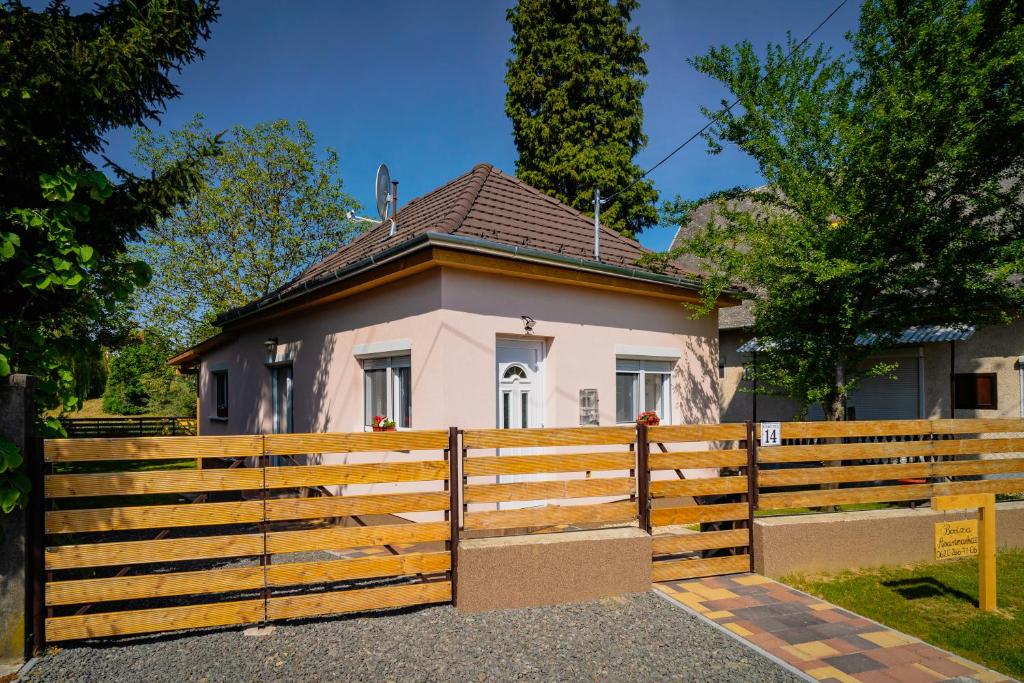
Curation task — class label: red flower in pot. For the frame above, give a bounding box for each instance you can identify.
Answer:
[636,411,660,426]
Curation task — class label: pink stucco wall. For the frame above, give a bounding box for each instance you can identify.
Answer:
[199,267,720,434]
[197,266,722,515]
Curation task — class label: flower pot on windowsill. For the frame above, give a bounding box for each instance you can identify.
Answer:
[372,425,396,432]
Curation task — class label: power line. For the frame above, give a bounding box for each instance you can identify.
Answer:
[601,0,850,205]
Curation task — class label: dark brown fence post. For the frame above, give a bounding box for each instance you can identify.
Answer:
[447,427,461,606]
[636,423,651,534]
[745,421,758,572]
[25,434,46,656]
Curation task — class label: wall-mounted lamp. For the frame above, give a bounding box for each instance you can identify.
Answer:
[521,315,535,335]
[264,337,279,355]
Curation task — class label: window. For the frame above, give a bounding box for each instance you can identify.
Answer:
[213,371,228,418]
[363,355,411,428]
[271,364,293,434]
[616,359,672,423]
[955,373,998,410]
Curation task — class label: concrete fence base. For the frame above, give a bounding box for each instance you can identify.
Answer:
[456,527,651,612]
[753,501,1024,578]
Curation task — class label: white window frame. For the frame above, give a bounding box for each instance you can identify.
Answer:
[363,354,412,429]
[615,358,672,424]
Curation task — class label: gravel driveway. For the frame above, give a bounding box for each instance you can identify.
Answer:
[23,592,802,682]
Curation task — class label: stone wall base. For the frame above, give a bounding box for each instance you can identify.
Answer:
[754,501,1024,578]
[456,527,651,612]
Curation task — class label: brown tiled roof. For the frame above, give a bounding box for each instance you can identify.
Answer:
[234,164,700,315]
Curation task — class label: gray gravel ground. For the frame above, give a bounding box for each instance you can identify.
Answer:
[24,592,803,682]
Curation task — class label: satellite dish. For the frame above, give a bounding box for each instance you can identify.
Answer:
[375,164,391,220]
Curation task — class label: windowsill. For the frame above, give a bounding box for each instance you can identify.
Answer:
[361,425,412,432]
[209,416,229,423]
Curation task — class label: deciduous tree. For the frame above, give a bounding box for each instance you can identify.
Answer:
[131,116,362,346]
[663,0,1024,420]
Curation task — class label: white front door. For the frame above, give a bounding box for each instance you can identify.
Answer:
[496,339,544,507]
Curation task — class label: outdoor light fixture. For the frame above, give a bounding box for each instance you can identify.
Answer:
[264,337,278,355]
[521,316,535,334]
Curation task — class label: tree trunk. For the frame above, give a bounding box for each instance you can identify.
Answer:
[821,356,848,510]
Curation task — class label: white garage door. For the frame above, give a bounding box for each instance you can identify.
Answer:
[848,355,922,420]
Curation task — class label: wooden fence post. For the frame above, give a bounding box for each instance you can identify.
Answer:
[636,423,651,534]
[745,420,758,572]
[25,435,46,657]
[447,427,461,606]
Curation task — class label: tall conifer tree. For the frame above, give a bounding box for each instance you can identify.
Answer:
[505,0,657,239]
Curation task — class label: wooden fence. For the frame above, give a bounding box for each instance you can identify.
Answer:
[757,418,1024,511]
[461,426,638,535]
[645,423,754,582]
[38,429,455,644]
[60,416,197,438]
[27,418,1024,649]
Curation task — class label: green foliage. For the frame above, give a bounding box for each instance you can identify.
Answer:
[0,0,220,516]
[505,0,658,238]
[102,333,195,415]
[0,437,30,514]
[131,115,362,347]
[663,0,1024,419]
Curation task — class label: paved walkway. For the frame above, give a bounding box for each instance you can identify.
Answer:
[656,573,1014,683]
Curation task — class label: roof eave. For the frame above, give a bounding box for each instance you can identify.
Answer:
[212,232,740,331]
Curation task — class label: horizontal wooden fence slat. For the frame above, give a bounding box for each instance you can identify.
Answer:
[46,598,265,642]
[652,529,750,556]
[648,449,748,470]
[264,430,450,454]
[262,460,449,488]
[651,476,749,498]
[463,501,636,530]
[772,418,1024,440]
[265,491,449,523]
[45,533,265,570]
[759,457,1024,487]
[463,477,635,504]
[265,552,450,588]
[266,521,450,555]
[463,451,635,477]
[648,424,746,442]
[652,554,749,582]
[650,502,749,527]
[45,468,265,499]
[44,435,263,462]
[462,426,636,449]
[758,476,1024,510]
[47,565,265,606]
[47,500,265,534]
[759,437,1024,464]
[267,580,451,621]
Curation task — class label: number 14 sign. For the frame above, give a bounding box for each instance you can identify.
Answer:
[759,422,781,446]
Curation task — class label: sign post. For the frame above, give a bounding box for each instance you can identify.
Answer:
[932,493,996,611]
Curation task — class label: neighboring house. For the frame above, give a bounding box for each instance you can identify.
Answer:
[170,163,737,442]
[670,220,1024,423]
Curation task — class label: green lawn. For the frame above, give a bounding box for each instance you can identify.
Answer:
[755,502,898,517]
[784,550,1024,679]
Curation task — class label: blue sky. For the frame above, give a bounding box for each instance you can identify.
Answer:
[93,0,859,252]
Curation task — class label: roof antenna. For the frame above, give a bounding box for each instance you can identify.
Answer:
[389,180,399,236]
[593,186,601,261]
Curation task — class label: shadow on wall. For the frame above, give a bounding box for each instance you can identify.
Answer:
[306,330,338,462]
[675,333,718,424]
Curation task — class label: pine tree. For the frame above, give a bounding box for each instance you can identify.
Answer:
[505,0,658,239]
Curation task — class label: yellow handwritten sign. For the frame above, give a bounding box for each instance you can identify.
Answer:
[934,519,979,561]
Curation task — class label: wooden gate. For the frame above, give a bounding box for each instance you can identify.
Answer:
[644,423,755,581]
[37,429,457,644]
